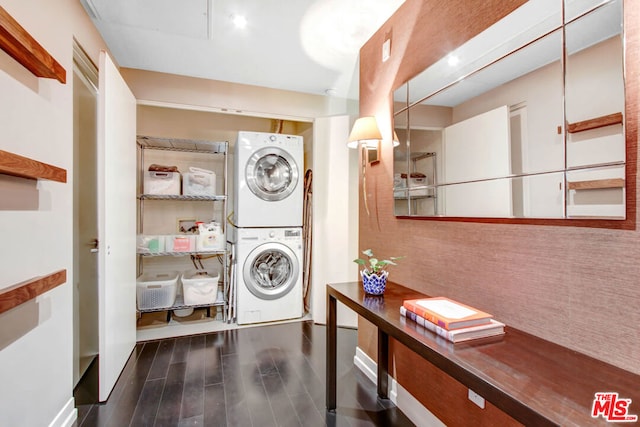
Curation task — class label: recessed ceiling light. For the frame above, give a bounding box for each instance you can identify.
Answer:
[232,15,247,29]
[447,55,460,66]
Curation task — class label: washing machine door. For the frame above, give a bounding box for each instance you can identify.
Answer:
[243,242,300,300]
[245,147,299,201]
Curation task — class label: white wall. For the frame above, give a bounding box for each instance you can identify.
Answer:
[121,68,357,122]
[0,1,106,426]
[566,36,625,168]
[311,116,359,327]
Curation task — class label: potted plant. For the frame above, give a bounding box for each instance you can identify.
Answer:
[353,249,403,295]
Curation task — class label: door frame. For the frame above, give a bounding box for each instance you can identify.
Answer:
[72,40,100,387]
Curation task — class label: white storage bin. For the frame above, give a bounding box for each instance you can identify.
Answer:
[136,271,178,310]
[173,307,194,317]
[182,269,220,305]
[393,188,407,198]
[144,171,181,195]
[400,173,427,186]
[408,187,431,197]
[183,168,216,196]
[196,221,225,251]
[136,235,165,254]
[165,235,195,252]
[393,173,405,188]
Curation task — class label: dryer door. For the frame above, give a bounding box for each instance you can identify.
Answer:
[242,242,300,300]
[245,147,299,201]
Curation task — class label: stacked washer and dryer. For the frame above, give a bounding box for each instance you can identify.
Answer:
[232,131,304,325]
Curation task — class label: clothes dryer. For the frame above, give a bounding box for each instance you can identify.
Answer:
[234,227,303,324]
[234,131,303,227]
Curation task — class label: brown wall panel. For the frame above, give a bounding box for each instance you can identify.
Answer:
[391,340,523,426]
[357,0,640,418]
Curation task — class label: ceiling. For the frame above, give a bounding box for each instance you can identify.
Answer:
[81,0,405,100]
[397,0,622,108]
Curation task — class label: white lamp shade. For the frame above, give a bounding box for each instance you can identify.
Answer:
[347,116,382,148]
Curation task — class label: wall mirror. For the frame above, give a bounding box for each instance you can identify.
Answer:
[393,0,626,220]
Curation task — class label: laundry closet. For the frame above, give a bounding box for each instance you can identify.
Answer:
[70,59,356,403]
[135,104,313,340]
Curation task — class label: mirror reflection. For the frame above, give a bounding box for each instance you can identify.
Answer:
[393,0,625,219]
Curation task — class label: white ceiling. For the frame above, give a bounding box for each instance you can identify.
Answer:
[397,0,622,108]
[81,0,405,100]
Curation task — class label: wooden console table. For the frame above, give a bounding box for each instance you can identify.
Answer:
[326,281,640,426]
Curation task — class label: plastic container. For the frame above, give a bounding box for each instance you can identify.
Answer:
[393,188,407,199]
[400,173,427,187]
[183,167,216,196]
[173,307,194,317]
[196,221,224,252]
[136,271,179,310]
[181,269,220,305]
[166,235,195,252]
[409,176,427,186]
[144,171,181,195]
[393,173,406,189]
[136,235,165,254]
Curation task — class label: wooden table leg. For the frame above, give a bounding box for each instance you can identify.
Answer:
[377,328,389,399]
[326,292,337,411]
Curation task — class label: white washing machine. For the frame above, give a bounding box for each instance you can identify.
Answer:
[235,227,303,325]
[234,131,303,227]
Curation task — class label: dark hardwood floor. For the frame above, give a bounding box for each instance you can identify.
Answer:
[73,320,414,426]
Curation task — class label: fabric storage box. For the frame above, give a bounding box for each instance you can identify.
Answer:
[136,271,179,310]
[181,269,220,305]
[165,235,195,252]
[136,235,165,254]
[183,168,216,196]
[143,171,181,195]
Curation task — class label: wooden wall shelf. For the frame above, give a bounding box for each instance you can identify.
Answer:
[0,6,66,83]
[0,269,66,315]
[567,112,623,133]
[567,178,625,190]
[0,149,67,183]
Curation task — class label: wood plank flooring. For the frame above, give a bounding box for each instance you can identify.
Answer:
[73,320,414,426]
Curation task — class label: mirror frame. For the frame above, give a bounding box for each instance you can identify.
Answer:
[392,0,637,230]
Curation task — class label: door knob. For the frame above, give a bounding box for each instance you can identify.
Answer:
[89,238,99,253]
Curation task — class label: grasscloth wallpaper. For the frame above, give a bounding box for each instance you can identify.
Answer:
[356,0,640,393]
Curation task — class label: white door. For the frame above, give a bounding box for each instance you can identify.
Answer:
[443,105,512,217]
[97,51,137,401]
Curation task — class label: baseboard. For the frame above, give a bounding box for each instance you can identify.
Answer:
[353,346,378,383]
[354,347,446,427]
[48,397,77,427]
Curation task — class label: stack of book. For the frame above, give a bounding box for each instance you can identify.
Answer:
[400,296,505,343]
